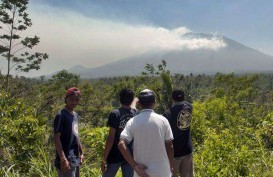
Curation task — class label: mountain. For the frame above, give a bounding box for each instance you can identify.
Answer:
[67,33,273,78]
[68,65,86,73]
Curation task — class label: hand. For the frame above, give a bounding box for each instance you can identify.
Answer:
[134,164,148,177]
[101,160,107,173]
[60,158,70,172]
[131,98,139,109]
[80,154,84,164]
[170,166,174,176]
[170,161,174,174]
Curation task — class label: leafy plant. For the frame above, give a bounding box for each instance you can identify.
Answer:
[28,145,57,177]
[0,0,48,93]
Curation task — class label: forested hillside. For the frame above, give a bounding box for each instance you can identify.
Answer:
[0,64,273,176]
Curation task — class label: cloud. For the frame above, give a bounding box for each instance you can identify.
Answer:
[21,2,227,77]
[148,27,227,51]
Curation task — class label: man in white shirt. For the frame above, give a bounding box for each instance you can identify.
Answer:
[118,89,174,177]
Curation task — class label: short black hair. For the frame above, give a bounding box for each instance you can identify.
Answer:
[172,89,185,102]
[138,89,155,107]
[120,89,134,106]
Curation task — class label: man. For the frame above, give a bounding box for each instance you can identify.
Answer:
[101,89,138,177]
[54,87,84,177]
[118,89,174,177]
[163,89,194,177]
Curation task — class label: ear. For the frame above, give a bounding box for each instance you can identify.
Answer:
[64,97,67,103]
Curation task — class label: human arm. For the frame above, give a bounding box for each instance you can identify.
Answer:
[131,97,138,109]
[54,132,70,172]
[118,139,148,177]
[165,140,174,174]
[78,141,84,163]
[163,117,174,174]
[101,127,116,173]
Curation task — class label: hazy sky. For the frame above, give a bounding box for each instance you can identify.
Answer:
[2,0,273,77]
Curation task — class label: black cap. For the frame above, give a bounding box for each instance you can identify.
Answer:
[138,89,155,104]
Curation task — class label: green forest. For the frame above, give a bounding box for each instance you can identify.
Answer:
[0,1,273,176]
[0,61,273,176]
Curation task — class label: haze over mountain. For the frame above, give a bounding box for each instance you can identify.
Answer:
[66,33,273,78]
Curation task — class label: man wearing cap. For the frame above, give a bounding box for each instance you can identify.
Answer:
[118,89,174,177]
[54,87,84,177]
[163,89,194,177]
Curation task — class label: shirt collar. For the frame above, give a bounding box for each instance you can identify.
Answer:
[173,101,184,106]
[140,109,154,113]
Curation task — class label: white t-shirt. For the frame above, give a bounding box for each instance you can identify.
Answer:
[120,109,174,177]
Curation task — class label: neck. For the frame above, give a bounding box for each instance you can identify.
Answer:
[173,101,184,105]
[65,106,74,114]
[141,106,153,109]
[121,104,131,109]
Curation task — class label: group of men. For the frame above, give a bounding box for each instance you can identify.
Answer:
[53,87,193,177]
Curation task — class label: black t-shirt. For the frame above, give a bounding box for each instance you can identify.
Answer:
[163,101,193,157]
[54,109,80,168]
[107,107,138,164]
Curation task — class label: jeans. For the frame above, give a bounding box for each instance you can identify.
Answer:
[102,162,133,177]
[57,166,79,177]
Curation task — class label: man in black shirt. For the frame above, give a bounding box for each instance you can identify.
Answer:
[101,89,138,177]
[54,87,84,177]
[163,89,194,177]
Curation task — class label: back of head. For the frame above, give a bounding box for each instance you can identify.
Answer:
[120,88,135,106]
[172,89,184,102]
[138,89,155,108]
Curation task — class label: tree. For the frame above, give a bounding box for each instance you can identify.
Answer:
[142,60,173,113]
[33,70,80,118]
[0,0,48,93]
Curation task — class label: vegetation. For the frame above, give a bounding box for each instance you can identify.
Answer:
[0,60,273,176]
[0,0,48,93]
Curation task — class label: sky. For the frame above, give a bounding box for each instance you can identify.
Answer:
[1,0,273,77]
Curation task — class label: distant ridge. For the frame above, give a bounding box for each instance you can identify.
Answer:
[66,33,273,78]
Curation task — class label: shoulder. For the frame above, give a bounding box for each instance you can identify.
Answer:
[109,109,120,116]
[156,114,172,128]
[183,101,192,106]
[182,101,193,112]
[55,109,65,119]
[107,109,121,128]
[112,108,120,114]
[163,109,171,117]
[130,108,139,115]
[154,112,169,122]
[172,102,193,111]
[57,109,64,116]
[53,109,66,129]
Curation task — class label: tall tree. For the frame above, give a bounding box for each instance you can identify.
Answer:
[142,60,173,113]
[0,0,48,93]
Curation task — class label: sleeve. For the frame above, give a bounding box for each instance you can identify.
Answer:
[164,118,173,142]
[107,111,119,129]
[189,103,193,113]
[120,119,133,143]
[134,109,140,115]
[185,102,193,113]
[162,110,170,120]
[53,114,64,134]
